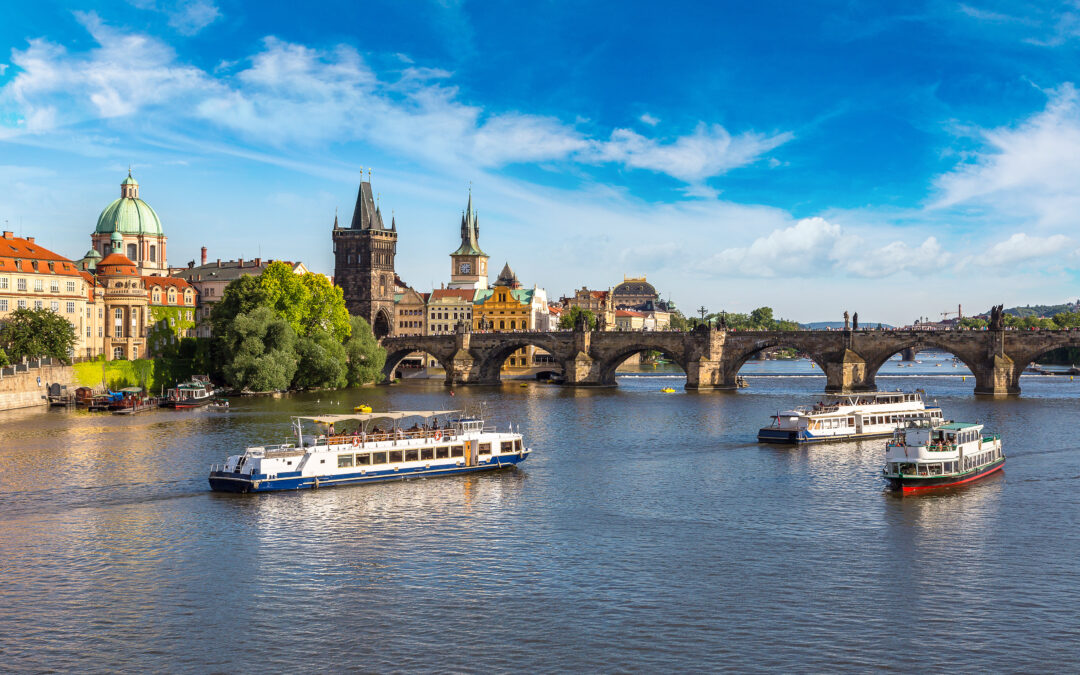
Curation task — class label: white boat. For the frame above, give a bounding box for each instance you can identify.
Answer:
[208,409,531,493]
[757,390,944,444]
[882,420,1004,491]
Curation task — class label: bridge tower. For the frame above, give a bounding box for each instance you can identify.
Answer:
[332,174,397,338]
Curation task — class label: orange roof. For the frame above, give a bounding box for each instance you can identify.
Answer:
[97,252,140,276]
[590,291,608,299]
[430,289,475,302]
[78,270,103,301]
[144,276,195,291]
[0,233,83,277]
[616,309,645,317]
[548,305,564,314]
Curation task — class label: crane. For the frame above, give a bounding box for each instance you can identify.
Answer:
[941,304,963,321]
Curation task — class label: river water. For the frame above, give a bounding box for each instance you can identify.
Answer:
[2,353,1079,672]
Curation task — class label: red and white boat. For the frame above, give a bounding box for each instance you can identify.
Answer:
[882,420,1005,491]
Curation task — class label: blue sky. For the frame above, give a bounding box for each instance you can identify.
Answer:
[2,1,1079,323]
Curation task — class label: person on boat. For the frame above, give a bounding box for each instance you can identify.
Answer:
[328,423,336,437]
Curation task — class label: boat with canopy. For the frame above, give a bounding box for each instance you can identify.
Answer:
[208,409,531,493]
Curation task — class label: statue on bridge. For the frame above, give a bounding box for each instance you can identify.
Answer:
[852,312,859,330]
[990,304,1005,330]
[716,312,727,331]
[843,311,850,331]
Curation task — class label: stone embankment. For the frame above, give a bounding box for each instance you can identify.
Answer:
[0,359,76,412]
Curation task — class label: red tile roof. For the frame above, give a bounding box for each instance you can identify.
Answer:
[0,233,82,277]
[97,253,140,275]
[430,289,475,301]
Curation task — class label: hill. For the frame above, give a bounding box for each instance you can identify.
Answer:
[802,321,894,330]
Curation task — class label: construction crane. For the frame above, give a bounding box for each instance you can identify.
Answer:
[941,304,963,321]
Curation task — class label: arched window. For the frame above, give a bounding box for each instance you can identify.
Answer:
[152,289,161,303]
[499,320,505,330]
[149,245,156,262]
[113,346,124,360]
[167,289,176,303]
[127,243,137,260]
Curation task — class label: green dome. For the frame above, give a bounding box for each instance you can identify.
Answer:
[96,196,163,235]
[121,175,138,186]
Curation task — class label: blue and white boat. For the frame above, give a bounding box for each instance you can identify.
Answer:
[208,409,531,493]
[757,390,944,444]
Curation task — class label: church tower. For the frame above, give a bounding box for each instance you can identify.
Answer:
[448,189,489,290]
[332,174,397,338]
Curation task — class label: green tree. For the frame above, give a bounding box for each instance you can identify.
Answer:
[558,306,597,330]
[221,306,298,392]
[0,348,9,367]
[293,330,348,390]
[344,315,386,386]
[669,310,690,331]
[0,307,77,363]
[300,272,351,341]
[210,275,267,338]
[259,261,311,335]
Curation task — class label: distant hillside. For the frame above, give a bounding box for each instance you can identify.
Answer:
[978,301,1080,318]
[802,321,894,329]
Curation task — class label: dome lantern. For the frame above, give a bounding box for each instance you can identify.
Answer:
[95,171,162,236]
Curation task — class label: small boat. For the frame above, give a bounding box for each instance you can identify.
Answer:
[882,420,1004,491]
[162,376,215,409]
[354,404,372,413]
[758,390,944,444]
[736,376,749,388]
[660,387,677,393]
[208,409,532,493]
[109,387,156,414]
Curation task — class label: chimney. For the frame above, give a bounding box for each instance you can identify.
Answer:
[254,257,261,266]
[2,231,11,239]
[201,247,207,265]
[26,237,34,244]
[238,258,244,267]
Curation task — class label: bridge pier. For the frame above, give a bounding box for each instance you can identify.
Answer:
[685,360,727,389]
[824,348,873,393]
[972,353,1020,396]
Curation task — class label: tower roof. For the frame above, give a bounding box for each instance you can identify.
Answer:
[452,188,486,256]
[349,180,386,230]
[494,261,520,288]
[95,173,163,236]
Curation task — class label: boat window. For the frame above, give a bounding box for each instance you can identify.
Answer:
[355,453,371,466]
[371,452,388,465]
[501,441,514,452]
[451,445,464,458]
[479,443,491,455]
[929,464,942,476]
[338,454,353,468]
[421,448,434,461]
[389,450,404,463]
[848,417,855,427]
[514,439,523,451]
[405,449,419,462]
[436,446,450,459]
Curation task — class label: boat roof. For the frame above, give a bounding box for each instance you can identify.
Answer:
[296,410,461,425]
[937,422,979,430]
[118,386,143,393]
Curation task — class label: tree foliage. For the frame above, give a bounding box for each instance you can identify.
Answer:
[0,307,77,363]
[344,315,386,386]
[558,306,597,330]
[220,306,298,392]
[293,330,347,390]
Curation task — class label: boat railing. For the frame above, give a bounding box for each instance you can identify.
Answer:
[317,428,461,448]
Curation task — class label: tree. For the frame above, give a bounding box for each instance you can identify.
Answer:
[344,315,386,386]
[220,306,298,392]
[669,310,690,331]
[259,261,311,336]
[293,330,348,390]
[0,307,77,363]
[210,275,267,338]
[300,272,351,341]
[0,348,9,367]
[558,306,597,330]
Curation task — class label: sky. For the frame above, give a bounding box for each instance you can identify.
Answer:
[1,1,1079,324]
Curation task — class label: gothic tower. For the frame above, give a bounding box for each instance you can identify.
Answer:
[448,189,489,289]
[332,176,397,338]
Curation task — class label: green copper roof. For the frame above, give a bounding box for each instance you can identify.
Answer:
[96,197,163,235]
[938,422,978,430]
[474,288,534,305]
[121,174,138,186]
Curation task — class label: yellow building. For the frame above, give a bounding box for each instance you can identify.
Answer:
[473,279,536,369]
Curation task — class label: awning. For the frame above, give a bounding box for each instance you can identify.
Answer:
[295,410,461,425]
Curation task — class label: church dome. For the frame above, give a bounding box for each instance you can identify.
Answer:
[95,173,163,236]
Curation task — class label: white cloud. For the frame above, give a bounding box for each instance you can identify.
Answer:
[168,0,221,35]
[639,112,659,126]
[0,19,788,183]
[983,232,1072,265]
[932,84,1080,227]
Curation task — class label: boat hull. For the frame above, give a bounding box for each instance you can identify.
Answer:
[757,428,897,444]
[163,396,214,409]
[886,458,1005,492]
[208,452,530,493]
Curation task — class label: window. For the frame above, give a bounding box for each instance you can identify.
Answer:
[450,445,464,458]
[17,278,26,291]
[132,346,138,359]
[152,290,161,302]
[420,448,434,461]
[436,446,449,459]
[479,443,491,456]
[34,300,42,309]
[66,302,75,313]
[388,451,403,463]
[337,454,354,468]
[127,243,137,260]
[371,452,388,465]
[355,454,371,466]
[149,245,156,262]
[86,326,91,337]
[34,279,43,292]
[405,449,419,462]
[515,439,523,451]
[0,299,6,311]
[186,311,193,321]
[501,441,514,453]
[50,281,59,293]
[98,327,102,337]
[113,347,124,360]
[65,281,75,293]
[0,277,6,290]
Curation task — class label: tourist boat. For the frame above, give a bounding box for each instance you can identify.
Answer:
[162,376,215,409]
[882,420,1004,491]
[757,390,944,444]
[208,409,532,493]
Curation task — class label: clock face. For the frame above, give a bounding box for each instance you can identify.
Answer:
[460,262,471,274]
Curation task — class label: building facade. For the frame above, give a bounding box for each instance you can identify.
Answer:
[612,275,659,309]
[393,288,428,337]
[427,288,474,334]
[333,177,397,338]
[562,287,615,329]
[448,191,489,290]
[91,172,168,276]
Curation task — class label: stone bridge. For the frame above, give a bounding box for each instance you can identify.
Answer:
[380,327,1080,396]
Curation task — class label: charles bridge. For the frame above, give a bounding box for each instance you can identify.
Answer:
[379,326,1080,396]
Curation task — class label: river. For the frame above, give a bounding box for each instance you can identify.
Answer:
[2,352,1079,672]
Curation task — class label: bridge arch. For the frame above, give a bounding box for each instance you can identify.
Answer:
[373,308,392,340]
[474,335,569,383]
[860,337,984,392]
[382,347,453,383]
[727,339,830,376]
[596,342,690,386]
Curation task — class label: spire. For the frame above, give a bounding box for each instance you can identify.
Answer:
[333,207,339,229]
[391,210,396,231]
[349,178,379,229]
[451,187,486,257]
